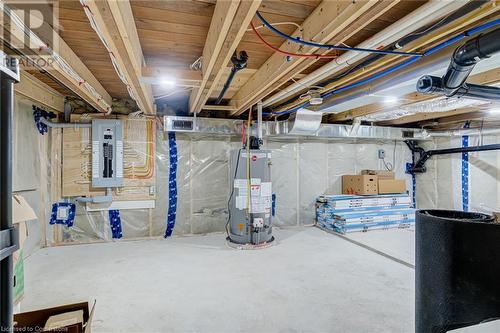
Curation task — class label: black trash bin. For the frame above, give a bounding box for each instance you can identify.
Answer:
[416,210,500,333]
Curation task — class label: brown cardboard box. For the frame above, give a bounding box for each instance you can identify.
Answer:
[361,170,395,180]
[342,175,378,195]
[14,301,95,333]
[378,179,407,194]
[12,194,36,304]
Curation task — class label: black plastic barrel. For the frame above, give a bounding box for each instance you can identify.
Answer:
[416,210,500,333]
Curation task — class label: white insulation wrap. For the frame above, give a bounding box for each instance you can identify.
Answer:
[47,129,499,245]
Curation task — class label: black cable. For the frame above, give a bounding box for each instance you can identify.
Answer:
[269,1,486,113]
[225,148,242,237]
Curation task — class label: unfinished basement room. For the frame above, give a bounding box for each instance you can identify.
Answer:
[1,0,500,332]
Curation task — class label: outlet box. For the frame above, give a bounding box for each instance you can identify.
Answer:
[378,149,386,159]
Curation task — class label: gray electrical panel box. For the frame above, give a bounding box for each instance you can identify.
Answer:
[228,149,273,245]
[91,119,124,188]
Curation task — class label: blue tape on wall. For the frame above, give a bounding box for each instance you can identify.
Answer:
[165,132,178,238]
[49,202,76,227]
[462,121,470,212]
[33,105,56,135]
[108,210,123,239]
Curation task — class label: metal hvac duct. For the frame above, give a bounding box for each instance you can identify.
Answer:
[163,116,429,140]
[416,210,500,333]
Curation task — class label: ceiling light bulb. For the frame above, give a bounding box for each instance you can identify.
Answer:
[161,78,176,87]
[383,96,399,104]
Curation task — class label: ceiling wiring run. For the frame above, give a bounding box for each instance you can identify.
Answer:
[0,1,112,114]
[251,22,338,59]
[80,0,139,110]
[256,11,423,57]
[270,18,500,117]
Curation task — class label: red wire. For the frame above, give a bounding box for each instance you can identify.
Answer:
[250,21,338,59]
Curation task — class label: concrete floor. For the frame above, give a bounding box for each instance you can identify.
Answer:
[22,227,415,332]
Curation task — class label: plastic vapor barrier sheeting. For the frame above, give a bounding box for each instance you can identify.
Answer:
[48,129,499,245]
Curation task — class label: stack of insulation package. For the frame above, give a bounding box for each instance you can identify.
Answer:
[316,194,415,234]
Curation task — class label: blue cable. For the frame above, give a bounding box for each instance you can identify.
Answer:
[272,18,500,116]
[256,11,423,57]
[165,132,178,238]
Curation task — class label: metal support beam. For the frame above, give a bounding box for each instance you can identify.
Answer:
[0,52,19,333]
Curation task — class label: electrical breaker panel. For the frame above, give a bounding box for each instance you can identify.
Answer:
[91,119,123,188]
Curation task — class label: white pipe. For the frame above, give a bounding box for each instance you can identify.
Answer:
[257,101,263,139]
[40,118,91,128]
[263,0,469,107]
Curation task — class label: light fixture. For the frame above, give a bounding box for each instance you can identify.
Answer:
[383,96,399,104]
[160,78,176,87]
[309,91,323,105]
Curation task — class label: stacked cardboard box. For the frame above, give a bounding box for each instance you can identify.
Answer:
[342,170,407,195]
[316,193,415,234]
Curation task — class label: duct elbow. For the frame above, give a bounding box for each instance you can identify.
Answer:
[416,75,444,94]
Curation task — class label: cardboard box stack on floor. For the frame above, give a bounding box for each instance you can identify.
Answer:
[316,194,415,234]
[12,194,37,305]
[342,170,407,195]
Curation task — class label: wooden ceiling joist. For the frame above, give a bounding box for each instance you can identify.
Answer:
[326,1,500,123]
[189,0,262,113]
[0,3,112,113]
[81,0,155,114]
[228,0,395,116]
[16,71,65,112]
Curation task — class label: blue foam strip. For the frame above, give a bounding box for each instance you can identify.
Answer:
[165,132,178,238]
[108,210,123,239]
[462,122,470,212]
[49,202,76,227]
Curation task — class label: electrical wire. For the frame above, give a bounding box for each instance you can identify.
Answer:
[247,21,302,32]
[271,18,500,116]
[0,2,112,114]
[251,22,338,59]
[225,148,242,237]
[256,11,423,57]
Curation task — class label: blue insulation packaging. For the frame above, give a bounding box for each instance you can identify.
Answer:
[316,194,415,234]
[165,132,178,238]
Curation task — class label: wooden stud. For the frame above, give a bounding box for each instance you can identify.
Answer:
[82,0,155,114]
[0,3,112,113]
[189,0,241,112]
[15,72,65,112]
[228,0,388,115]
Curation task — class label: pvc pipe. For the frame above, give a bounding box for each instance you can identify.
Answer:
[257,101,263,139]
[263,0,469,107]
[76,187,113,203]
[40,118,91,128]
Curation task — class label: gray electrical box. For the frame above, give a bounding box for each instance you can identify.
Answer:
[91,119,124,188]
[228,149,273,245]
